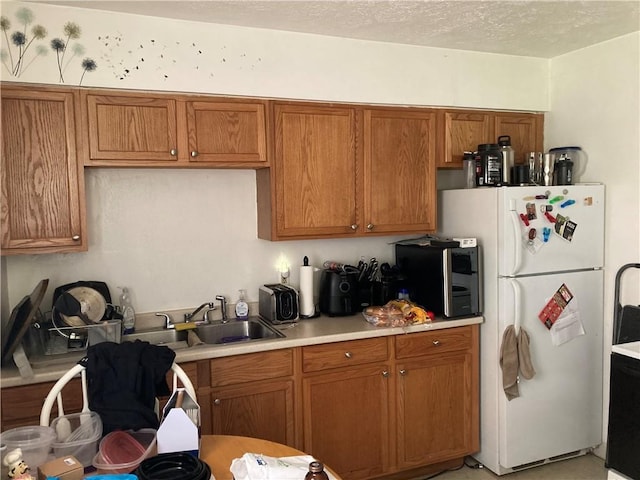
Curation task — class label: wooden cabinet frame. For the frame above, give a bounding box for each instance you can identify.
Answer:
[80,88,268,168]
[1,85,87,255]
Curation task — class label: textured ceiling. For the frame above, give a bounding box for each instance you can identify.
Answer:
[30,0,640,58]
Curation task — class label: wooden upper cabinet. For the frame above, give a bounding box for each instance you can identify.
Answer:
[438,110,492,168]
[258,103,439,240]
[438,109,544,168]
[84,91,179,164]
[494,112,544,165]
[364,108,437,234]
[1,85,86,255]
[269,103,359,239]
[81,90,268,167]
[185,101,267,165]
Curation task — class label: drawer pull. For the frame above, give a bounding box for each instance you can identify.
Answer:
[71,235,80,241]
[213,398,221,405]
[382,370,389,377]
[170,148,177,156]
[191,151,199,158]
[366,223,374,230]
[399,369,407,376]
[432,340,441,346]
[350,224,358,231]
[344,352,353,359]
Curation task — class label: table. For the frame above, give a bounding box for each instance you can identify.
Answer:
[200,435,342,480]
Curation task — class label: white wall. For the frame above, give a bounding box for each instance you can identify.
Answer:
[1,2,548,110]
[1,1,550,313]
[547,32,640,455]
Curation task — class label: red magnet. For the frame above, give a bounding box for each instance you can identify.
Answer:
[544,211,556,223]
[520,213,530,226]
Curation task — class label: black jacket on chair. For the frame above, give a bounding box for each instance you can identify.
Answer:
[86,341,176,434]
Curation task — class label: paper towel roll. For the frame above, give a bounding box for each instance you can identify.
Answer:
[299,265,315,317]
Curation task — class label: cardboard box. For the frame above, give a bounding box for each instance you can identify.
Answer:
[37,455,83,480]
[157,388,200,456]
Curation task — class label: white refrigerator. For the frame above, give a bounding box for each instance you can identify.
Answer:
[439,184,605,475]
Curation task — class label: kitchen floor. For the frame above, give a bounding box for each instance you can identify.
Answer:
[416,454,608,479]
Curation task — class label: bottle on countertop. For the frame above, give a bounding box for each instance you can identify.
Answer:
[398,288,410,301]
[235,289,249,320]
[305,461,330,480]
[119,287,136,334]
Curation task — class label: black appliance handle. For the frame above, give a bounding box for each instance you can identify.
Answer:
[613,263,640,344]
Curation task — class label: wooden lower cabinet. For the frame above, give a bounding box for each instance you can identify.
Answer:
[302,365,390,479]
[204,379,294,445]
[396,351,477,468]
[201,349,296,446]
[0,361,199,431]
[300,326,479,480]
[1,378,83,430]
[0,328,478,480]
[395,326,479,472]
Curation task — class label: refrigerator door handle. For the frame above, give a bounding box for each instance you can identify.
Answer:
[510,278,523,333]
[508,200,523,276]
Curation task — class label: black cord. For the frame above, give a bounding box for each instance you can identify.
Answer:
[464,456,485,469]
[416,460,466,480]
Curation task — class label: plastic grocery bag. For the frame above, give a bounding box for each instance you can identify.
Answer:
[230,453,338,480]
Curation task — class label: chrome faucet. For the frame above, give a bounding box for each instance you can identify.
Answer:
[156,312,174,329]
[215,295,228,323]
[184,302,215,325]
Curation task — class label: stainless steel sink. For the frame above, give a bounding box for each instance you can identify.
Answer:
[122,328,189,348]
[196,318,284,344]
[120,317,284,348]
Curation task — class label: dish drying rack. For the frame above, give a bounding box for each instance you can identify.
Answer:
[27,319,122,356]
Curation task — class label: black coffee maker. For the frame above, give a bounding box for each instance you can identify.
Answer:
[319,268,359,316]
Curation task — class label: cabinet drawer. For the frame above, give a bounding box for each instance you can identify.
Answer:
[210,349,293,387]
[395,327,473,359]
[302,337,388,373]
[1,379,83,430]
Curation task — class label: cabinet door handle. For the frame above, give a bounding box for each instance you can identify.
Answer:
[399,369,407,376]
[382,371,389,377]
[170,149,177,156]
[191,151,199,158]
[432,340,441,346]
[350,224,358,231]
[344,351,352,359]
[366,223,374,230]
[72,235,80,241]
[213,398,221,405]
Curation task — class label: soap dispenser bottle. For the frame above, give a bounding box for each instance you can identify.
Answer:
[235,289,249,320]
[119,287,136,334]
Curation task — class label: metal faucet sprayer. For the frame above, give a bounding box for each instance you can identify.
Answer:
[215,295,228,323]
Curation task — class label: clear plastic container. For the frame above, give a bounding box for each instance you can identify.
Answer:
[0,425,56,469]
[51,411,102,467]
[92,429,157,474]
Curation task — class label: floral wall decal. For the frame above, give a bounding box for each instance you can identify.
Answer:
[1,7,97,85]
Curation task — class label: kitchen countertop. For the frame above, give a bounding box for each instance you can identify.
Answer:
[612,341,640,360]
[0,314,483,388]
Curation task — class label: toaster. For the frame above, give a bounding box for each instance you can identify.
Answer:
[259,284,299,324]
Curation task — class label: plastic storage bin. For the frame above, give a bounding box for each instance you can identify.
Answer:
[0,425,56,468]
[92,429,157,474]
[50,411,102,467]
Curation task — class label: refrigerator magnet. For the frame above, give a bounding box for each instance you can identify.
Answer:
[538,283,574,329]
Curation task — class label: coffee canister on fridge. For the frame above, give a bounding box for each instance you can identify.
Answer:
[476,144,502,186]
